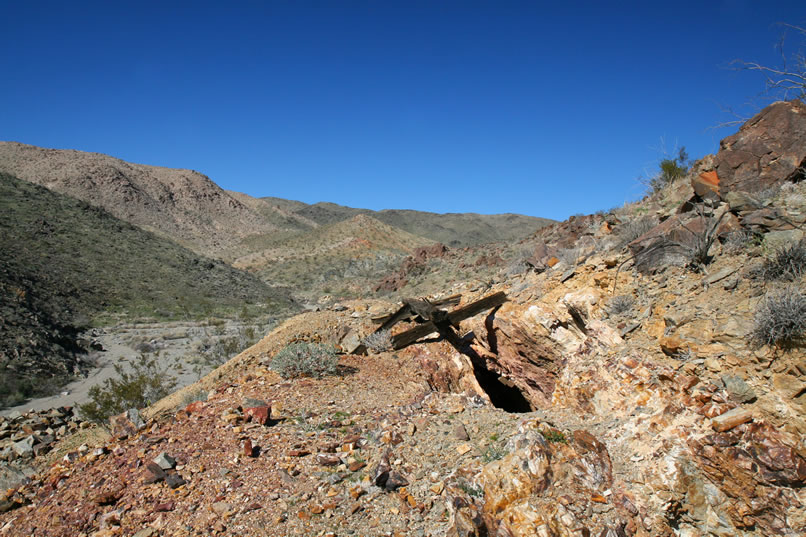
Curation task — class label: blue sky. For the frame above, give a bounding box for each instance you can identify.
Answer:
[2,1,805,220]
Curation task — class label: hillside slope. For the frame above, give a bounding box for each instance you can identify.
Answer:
[0,172,293,406]
[266,199,555,247]
[0,142,277,258]
[234,214,436,299]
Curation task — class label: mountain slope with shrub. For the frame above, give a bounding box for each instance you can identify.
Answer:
[2,101,806,537]
[0,172,293,406]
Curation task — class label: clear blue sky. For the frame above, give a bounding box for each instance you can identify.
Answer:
[2,1,805,220]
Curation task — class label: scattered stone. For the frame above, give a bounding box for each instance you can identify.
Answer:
[153,452,176,470]
[11,436,34,458]
[244,406,271,426]
[456,443,472,455]
[145,462,167,484]
[165,473,187,489]
[243,438,255,457]
[454,424,470,441]
[721,375,757,404]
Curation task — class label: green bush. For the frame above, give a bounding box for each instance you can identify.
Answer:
[78,354,177,423]
[751,287,806,347]
[647,147,690,194]
[270,342,339,379]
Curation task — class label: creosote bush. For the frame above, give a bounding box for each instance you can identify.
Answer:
[79,354,177,423]
[362,330,393,353]
[762,239,806,281]
[751,287,806,347]
[270,342,339,379]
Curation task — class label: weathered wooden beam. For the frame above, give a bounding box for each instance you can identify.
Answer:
[374,304,413,333]
[371,294,462,324]
[390,291,507,350]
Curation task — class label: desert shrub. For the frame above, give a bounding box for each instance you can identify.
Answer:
[79,354,177,423]
[616,217,657,248]
[270,342,339,379]
[722,230,757,255]
[362,330,393,353]
[761,240,806,281]
[646,147,690,194]
[607,294,635,316]
[750,287,806,347]
[556,246,582,266]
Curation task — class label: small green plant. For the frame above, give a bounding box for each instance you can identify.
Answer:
[481,444,507,463]
[457,481,484,499]
[750,286,806,347]
[79,354,177,423]
[540,429,567,443]
[647,147,690,194]
[270,342,339,379]
[761,240,806,281]
[362,330,393,353]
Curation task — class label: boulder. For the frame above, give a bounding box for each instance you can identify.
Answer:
[715,100,806,196]
[691,170,720,200]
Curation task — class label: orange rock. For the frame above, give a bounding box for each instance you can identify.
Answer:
[711,408,753,432]
[546,256,559,267]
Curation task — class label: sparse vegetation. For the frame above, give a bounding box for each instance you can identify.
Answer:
[270,342,339,379]
[761,239,806,281]
[78,354,177,423]
[723,230,757,255]
[607,294,635,316]
[750,286,806,348]
[362,330,393,353]
[616,216,657,248]
[540,429,567,443]
[646,147,690,194]
[481,444,507,463]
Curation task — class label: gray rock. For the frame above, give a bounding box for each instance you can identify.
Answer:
[725,191,761,213]
[126,408,145,430]
[721,375,757,404]
[11,436,34,458]
[153,452,176,470]
[340,329,363,354]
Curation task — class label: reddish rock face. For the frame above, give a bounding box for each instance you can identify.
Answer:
[692,170,720,199]
[716,100,806,196]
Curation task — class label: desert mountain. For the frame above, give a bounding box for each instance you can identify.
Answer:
[0,172,293,407]
[264,199,555,247]
[0,142,552,262]
[1,101,806,537]
[0,142,277,257]
[234,214,437,299]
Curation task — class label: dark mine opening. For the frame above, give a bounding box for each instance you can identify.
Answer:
[471,361,532,413]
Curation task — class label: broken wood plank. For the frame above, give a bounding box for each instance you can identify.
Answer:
[371,294,462,324]
[374,304,413,333]
[390,291,507,350]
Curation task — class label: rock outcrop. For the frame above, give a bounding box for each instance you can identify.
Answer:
[715,99,806,196]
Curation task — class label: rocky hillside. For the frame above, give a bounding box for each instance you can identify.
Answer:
[1,101,805,537]
[271,200,555,247]
[0,143,552,263]
[0,142,277,258]
[0,172,293,407]
[234,214,437,300]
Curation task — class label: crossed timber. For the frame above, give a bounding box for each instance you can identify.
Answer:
[362,291,508,352]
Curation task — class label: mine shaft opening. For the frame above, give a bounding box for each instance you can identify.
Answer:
[471,360,532,413]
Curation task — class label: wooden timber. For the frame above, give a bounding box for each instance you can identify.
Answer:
[389,291,507,350]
